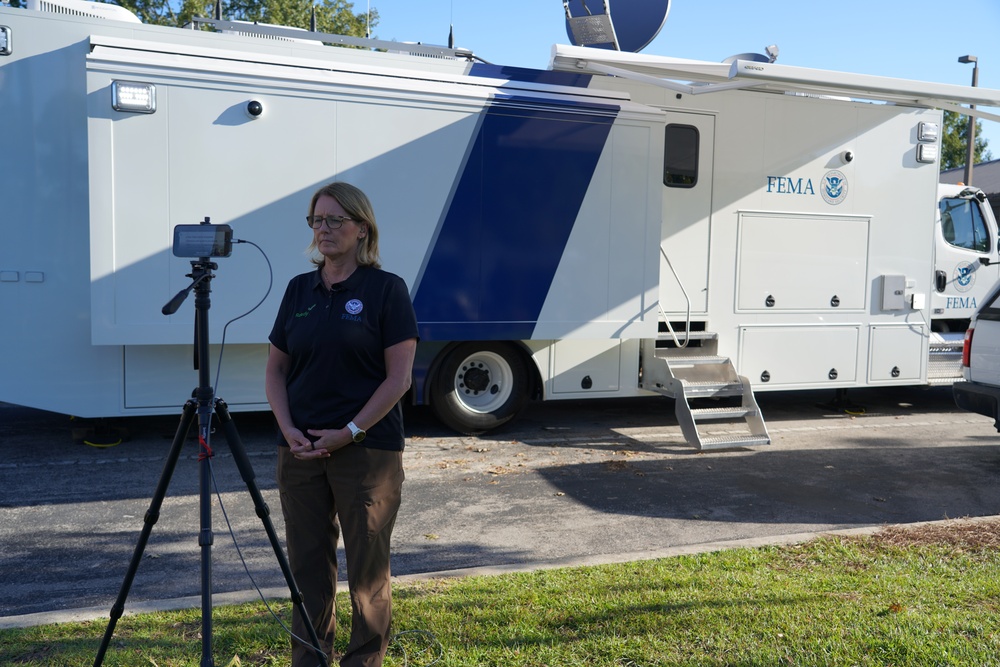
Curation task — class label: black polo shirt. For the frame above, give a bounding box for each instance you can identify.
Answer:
[268,265,419,451]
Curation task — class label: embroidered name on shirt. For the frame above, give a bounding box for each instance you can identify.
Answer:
[294,304,317,318]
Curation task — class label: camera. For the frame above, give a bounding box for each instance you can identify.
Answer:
[172,220,233,258]
[245,100,264,119]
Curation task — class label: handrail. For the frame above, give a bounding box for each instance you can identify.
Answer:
[659,245,692,349]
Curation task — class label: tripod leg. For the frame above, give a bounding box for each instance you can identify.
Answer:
[196,396,216,667]
[94,399,198,667]
[214,399,329,667]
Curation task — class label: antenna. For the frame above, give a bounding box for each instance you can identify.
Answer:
[723,45,779,64]
[563,0,670,54]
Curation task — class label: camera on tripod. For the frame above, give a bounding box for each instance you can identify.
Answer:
[172,219,233,258]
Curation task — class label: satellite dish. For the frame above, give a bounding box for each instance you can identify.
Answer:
[563,0,670,54]
[723,45,779,64]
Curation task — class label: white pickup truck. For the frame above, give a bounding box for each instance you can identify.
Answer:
[953,280,1000,430]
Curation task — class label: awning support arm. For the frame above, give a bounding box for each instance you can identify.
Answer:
[922,99,1000,125]
[574,60,760,96]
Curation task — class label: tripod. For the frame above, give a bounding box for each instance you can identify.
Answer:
[94,258,327,667]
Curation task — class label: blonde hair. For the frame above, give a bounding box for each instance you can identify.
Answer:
[307,181,381,269]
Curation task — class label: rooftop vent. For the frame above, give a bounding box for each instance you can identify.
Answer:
[27,0,141,23]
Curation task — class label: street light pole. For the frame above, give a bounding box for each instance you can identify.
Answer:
[959,55,979,186]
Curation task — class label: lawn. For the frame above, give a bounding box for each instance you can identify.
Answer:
[2,518,998,666]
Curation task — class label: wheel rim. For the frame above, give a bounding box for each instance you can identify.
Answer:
[451,350,515,415]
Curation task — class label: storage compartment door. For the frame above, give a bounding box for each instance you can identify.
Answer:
[739,325,859,387]
[550,339,622,394]
[869,325,926,382]
[737,213,869,311]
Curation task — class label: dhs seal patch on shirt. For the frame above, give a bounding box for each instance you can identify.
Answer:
[342,299,363,322]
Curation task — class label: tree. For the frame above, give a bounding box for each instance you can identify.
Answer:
[940,109,992,171]
[102,0,376,35]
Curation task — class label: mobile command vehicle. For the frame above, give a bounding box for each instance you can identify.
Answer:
[3,0,1000,449]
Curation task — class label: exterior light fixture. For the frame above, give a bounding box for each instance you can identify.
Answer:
[958,55,979,186]
[111,80,156,113]
[917,122,939,142]
[917,144,939,164]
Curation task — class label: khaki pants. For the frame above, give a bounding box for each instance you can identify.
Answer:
[277,445,404,667]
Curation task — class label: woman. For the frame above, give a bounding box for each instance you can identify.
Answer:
[265,181,418,667]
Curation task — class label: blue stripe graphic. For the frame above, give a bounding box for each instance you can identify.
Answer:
[413,98,618,341]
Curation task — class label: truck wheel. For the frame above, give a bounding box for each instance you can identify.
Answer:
[430,342,529,434]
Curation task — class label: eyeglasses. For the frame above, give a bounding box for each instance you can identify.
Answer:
[306,214,354,230]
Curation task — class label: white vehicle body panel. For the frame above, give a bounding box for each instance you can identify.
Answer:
[5,3,1000,425]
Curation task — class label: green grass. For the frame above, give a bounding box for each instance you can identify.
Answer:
[3,521,999,666]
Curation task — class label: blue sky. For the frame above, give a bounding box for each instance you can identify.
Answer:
[365,0,1000,162]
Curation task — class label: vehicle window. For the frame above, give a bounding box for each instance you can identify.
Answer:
[664,124,699,188]
[939,196,991,253]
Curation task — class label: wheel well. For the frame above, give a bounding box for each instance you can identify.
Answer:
[421,341,541,407]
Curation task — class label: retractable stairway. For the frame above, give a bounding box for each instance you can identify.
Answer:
[640,327,771,450]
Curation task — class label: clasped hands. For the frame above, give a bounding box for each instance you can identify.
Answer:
[285,426,352,460]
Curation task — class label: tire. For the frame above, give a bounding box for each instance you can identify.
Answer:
[429,342,530,434]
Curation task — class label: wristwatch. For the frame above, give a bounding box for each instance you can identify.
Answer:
[347,421,366,443]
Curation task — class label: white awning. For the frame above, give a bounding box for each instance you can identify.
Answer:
[550,44,1000,124]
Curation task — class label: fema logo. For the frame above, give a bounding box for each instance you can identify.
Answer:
[345,299,364,315]
[953,262,976,293]
[821,170,848,205]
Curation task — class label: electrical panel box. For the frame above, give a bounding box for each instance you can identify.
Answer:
[881,274,907,311]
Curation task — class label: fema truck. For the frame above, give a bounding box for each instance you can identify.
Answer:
[931,183,1000,382]
[3,0,1000,448]
[934,183,1000,331]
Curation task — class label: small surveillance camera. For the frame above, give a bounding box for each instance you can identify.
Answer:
[842,150,854,164]
[245,100,264,119]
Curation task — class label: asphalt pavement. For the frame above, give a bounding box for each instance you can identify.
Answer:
[2,385,999,630]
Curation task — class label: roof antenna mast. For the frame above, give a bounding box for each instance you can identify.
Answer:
[448,0,454,49]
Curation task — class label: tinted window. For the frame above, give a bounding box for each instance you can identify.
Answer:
[664,124,699,188]
[940,196,991,253]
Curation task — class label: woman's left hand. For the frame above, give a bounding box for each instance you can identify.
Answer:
[298,427,352,458]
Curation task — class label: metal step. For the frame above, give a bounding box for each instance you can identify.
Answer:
[690,406,754,420]
[655,330,718,352]
[682,381,746,398]
[643,334,770,450]
[698,434,772,451]
[930,342,964,352]
[657,354,728,364]
[655,330,718,341]
[928,349,964,384]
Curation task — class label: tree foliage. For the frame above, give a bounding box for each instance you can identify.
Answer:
[941,109,992,171]
[103,0,375,35]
